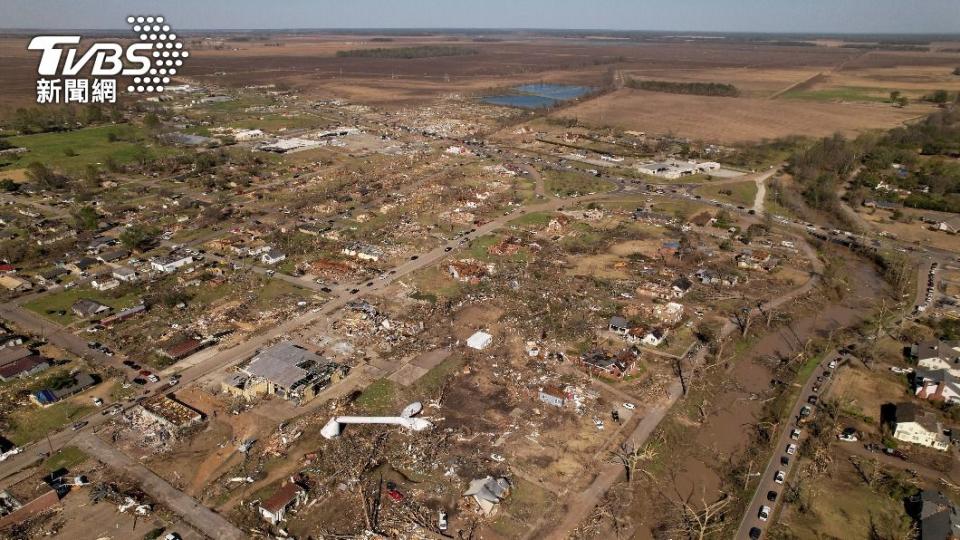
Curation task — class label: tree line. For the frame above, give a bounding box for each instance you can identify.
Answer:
[335,46,479,59]
[624,78,739,97]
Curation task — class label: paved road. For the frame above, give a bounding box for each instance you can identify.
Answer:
[734,258,934,539]
[733,355,836,539]
[74,432,244,540]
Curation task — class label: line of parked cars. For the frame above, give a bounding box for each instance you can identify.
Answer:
[750,357,837,538]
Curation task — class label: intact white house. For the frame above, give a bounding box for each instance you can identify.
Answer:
[893,402,950,451]
[151,253,193,273]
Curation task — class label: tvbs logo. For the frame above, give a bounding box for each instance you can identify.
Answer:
[28,16,188,104]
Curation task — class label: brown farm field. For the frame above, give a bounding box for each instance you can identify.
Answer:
[559,88,930,143]
[2,33,960,141]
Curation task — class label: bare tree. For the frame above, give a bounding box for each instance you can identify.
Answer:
[608,442,658,482]
[732,308,752,337]
[665,486,734,540]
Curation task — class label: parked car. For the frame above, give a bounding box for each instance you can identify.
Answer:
[758,505,771,521]
[622,402,636,410]
[91,397,103,407]
[767,490,778,502]
[780,456,789,466]
[786,443,798,455]
[774,470,785,484]
[838,428,858,442]
[828,359,838,369]
[749,526,762,539]
[438,510,448,531]
[147,374,160,383]
[790,428,801,440]
[71,421,88,431]
[807,395,818,405]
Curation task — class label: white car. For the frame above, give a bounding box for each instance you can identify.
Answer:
[623,402,636,410]
[828,359,838,369]
[838,428,858,442]
[147,374,160,383]
[786,443,798,455]
[593,418,605,430]
[438,510,448,531]
[490,453,505,463]
[790,428,801,440]
[758,505,771,522]
[91,397,103,407]
[774,470,785,484]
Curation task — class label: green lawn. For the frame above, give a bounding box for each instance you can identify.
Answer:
[24,286,141,326]
[43,445,88,472]
[7,402,94,446]
[355,378,398,415]
[782,86,891,103]
[2,125,166,174]
[694,180,758,207]
[543,170,614,196]
[510,211,555,227]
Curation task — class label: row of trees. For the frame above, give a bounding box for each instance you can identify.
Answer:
[625,78,740,97]
[335,45,479,59]
[3,104,122,135]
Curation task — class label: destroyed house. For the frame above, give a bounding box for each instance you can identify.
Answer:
[538,386,566,407]
[689,212,715,227]
[100,304,146,326]
[632,209,673,223]
[158,336,203,361]
[464,476,511,516]
[579,349,635,379]
[448,260,487,283]
[236,342,346,404]
[608,316,629,335]
[138,394,204,431]
[341,243,382,262]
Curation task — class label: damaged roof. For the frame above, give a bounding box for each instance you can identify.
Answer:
[244,341,329,390]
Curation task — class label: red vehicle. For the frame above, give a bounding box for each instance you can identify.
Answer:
[139,370,152,377]
[386,488,404,502]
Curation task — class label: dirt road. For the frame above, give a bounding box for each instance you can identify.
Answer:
[74,432,244,540]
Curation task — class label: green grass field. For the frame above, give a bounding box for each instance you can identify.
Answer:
[510,211,555,227]
[43,445,88,472]
[355,378,398,415]
[7,402,94,445]
[694,180,759,207]
[782,86,890,103]
[24,286,141,326]
[543,169,614,196]
[2,124,166,174]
